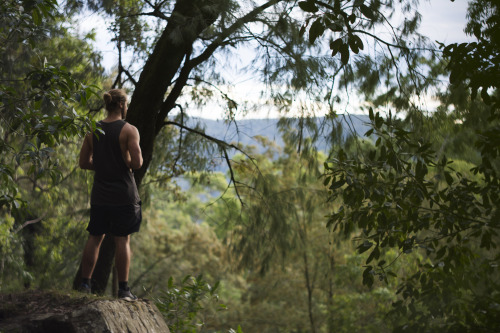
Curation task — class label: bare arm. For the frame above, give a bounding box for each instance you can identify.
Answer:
[127,125,143,170]
[79,133,94,170]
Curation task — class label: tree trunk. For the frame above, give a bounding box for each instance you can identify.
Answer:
[327,253,336,332]
[128,0,222,188]
[22,217,42,289]
[303,252,316,333]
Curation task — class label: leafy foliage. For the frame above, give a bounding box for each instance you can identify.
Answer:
[3,0,499,332]
[154,275,228,333]
[442,0,499,110]
[318,1,500,331]
[0,0,103,290]
[0,0,99,211]
[324,108,500,331]
[297,0,426,66]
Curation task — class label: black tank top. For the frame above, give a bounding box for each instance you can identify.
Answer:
[90,120,140,206]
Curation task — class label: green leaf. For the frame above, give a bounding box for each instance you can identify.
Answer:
[357,240,373,254]
[32,8,42,26]
[480,231,491,250]
[415,161,428,180]
[352,35,364,50]
[298,1,319,13]
[329,22,343,32]
[309,18,325,44]
[211,281,220,294]
[330,178,345,190]
[299,24,307,37]
[444,171,453,185]
[435,246,446,260]
[375,113,383,128]
[330,38,343,57]
[354,0,364,7]
[360,4,375,20]
[362,266,374,287]
[340,43,350,64]
[366,246,380,264]
[168,277,174,289]
[348,36,360,54]
[387,271,397,277]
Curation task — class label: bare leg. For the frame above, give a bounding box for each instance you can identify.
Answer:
[114,235,131,283]
[82,234,105,279]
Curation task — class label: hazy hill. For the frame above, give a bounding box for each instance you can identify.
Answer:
[190,114,371,153]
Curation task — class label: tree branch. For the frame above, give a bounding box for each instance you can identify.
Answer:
[156,47,193,130]
[120,65,138,86]
[222,145,243,206]
[172,104,185,173]
[155,0,284,130]
[13,214,46,234]
[121,10,169,21]
[188,0,283,69]
[130,253,172,289]
[163,120,262,206]
[163,120,256,162]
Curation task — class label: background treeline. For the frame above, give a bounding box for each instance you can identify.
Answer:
[1,0,499,332]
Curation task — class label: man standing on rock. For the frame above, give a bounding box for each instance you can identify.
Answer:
[78,89,143,301]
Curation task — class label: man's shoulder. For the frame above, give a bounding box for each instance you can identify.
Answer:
[123,122,138,132]
[122,122,140,139]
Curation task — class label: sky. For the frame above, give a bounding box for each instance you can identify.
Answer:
[418,0,473,44]
[74,0,474,119]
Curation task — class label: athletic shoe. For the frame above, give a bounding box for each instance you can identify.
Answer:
[118,288,138,301]
[79,283,91,294]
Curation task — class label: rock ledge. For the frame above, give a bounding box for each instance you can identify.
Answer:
[0,291,170,333]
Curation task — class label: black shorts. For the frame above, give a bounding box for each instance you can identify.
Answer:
[87,202,142,237]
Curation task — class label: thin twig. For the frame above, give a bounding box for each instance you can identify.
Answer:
[120,66,138,86]
[222,145,244,206]
[13,214,46,234]
[172,104,184,173]
[163,120,256,164]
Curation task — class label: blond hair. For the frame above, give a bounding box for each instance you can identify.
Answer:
[103,89,127,112]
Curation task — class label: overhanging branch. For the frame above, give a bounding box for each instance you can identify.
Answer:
[156,1,284,131]
[188,0,283,69]
[164,120,261,206]
[222,145,243,205]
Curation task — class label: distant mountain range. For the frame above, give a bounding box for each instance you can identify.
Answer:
[189,114,371,153]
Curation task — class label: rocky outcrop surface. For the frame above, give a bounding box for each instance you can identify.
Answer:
[0,291,170,333]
